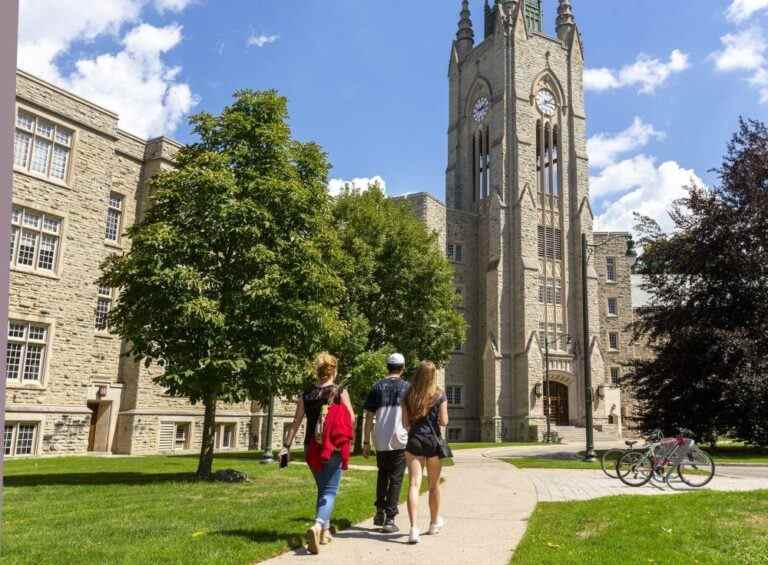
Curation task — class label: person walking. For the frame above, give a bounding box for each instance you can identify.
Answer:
[283,352,356,555]
[362,353,410,533]
[402,360,448,545]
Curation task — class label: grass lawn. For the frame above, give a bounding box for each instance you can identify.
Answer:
[505,456,603,470]
[703,445,768,465]
[1,451,385,565]
[512,490,768,564]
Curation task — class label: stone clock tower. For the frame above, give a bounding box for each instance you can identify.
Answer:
[442,0,612,442]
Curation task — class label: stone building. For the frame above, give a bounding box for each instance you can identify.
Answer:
[4,70,261,457]
[399,0,639,442]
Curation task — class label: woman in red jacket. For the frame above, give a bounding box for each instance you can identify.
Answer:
[283,352,356,555]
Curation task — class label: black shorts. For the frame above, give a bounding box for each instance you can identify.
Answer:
[406,433,441,459]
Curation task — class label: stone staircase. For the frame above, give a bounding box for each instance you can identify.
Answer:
[553,425,621,444]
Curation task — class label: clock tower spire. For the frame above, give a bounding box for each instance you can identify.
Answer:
[456,0,475,59]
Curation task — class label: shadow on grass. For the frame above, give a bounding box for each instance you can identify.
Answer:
[216,529,304,549]
[4,472,199,487]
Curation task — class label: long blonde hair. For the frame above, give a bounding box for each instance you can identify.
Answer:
[404,361,439,421]
[315,352,338,383]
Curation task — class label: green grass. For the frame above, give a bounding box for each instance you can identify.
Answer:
[0,451,384,564]
[512,491,768,564]
[505,445,768,470]
[703,445,768,465]
[505,457,603,470]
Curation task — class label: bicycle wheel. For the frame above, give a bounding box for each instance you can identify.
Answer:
[601,449,625,478]
[677,448,716,488]
[617,451,653,487]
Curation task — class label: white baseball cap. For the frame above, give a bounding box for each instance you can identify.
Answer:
[387,353,405,366]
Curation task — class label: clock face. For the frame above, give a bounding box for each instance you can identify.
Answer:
[536,89,556,116]
[472,96,490,123]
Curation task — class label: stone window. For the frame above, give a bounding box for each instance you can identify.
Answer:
[538,277,562,305]
[447,243,464,263]
[3,422,38,456]
[611,367,621,385]
[609,332,620,351]
[539,322,567,351]
[216,423,237,449]
[105,193,124,243]
[14,109,73,182]
[159,421,192,452]
[606,257,617,282]
[447,428,462,442]
[607,297,618,317]
[537,226,562,260]
[447,385,463,406]
[95,286,113,332]
[10,206,62,274]
[6,320,49,384]
[473,127,491,201]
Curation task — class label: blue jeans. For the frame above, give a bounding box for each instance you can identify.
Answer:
[313,451,343,527]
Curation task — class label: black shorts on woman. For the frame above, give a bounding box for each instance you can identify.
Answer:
[405,392,447,459]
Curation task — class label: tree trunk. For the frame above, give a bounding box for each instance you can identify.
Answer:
[197,390,218,478]
[353,408,364,455]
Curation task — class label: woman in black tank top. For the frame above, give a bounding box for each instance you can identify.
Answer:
[283,353,356,555]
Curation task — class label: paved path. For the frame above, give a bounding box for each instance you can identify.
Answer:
[521,468,768,502]
[263,443,768,564]
[264,448,537,565]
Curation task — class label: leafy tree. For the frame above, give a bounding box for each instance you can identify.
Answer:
[100,91,345,477]
[331,186,466,446]
[630,119,768,446]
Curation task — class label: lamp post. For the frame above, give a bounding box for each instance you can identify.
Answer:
[260,395,275,464]
[581,234,597,461]
[0,0,20,510]
[544,336,551,442]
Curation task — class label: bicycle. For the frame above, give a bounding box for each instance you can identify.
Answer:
[616,428,716,490]
[600,429,662,479]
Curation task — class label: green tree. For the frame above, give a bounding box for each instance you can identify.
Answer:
[630,119,768,446]
[100,90,345,477]
[331,186,466,444]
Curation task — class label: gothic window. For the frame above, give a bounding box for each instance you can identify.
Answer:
[538,277,562,305]
[536,120,542,193]
[474,127,491,201]
[552,126,561,196]
[544,122,552,195]
[537,226,563,260]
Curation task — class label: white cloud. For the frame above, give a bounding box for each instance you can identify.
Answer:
[594,159,702,234]
[711,27,768,104]
[711,27,766,72]
[587,117,665,169]
[247,34,280,48]
[155,0,195,13]
[584,49,690,94]
[727,0,768,23]
[327,176,387,197]
[17,0,197,138]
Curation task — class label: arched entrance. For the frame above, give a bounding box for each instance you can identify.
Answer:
[544,382,569,426]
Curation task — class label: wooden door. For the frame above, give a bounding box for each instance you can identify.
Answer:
[544,382,570,426]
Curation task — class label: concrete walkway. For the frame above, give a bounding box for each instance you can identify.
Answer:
[264,448,538,565]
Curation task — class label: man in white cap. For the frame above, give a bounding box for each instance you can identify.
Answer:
[363,352,410,533]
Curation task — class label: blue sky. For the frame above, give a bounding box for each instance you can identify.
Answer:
[16,0,768,233]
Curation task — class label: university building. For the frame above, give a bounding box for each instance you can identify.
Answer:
[4,71,263,458]
[4,1,648,457]
[398,0,643,443]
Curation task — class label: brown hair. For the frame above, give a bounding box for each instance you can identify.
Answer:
[404,361,439,421]
[315,352,338,383]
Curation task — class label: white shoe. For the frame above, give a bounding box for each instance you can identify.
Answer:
[427,516,445,535]
[408,527,420,544]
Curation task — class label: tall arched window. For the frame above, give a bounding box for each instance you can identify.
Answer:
[536,120,542,194]
[474,127,491,201]
[552,126,560,196]
[544,122,552,195]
